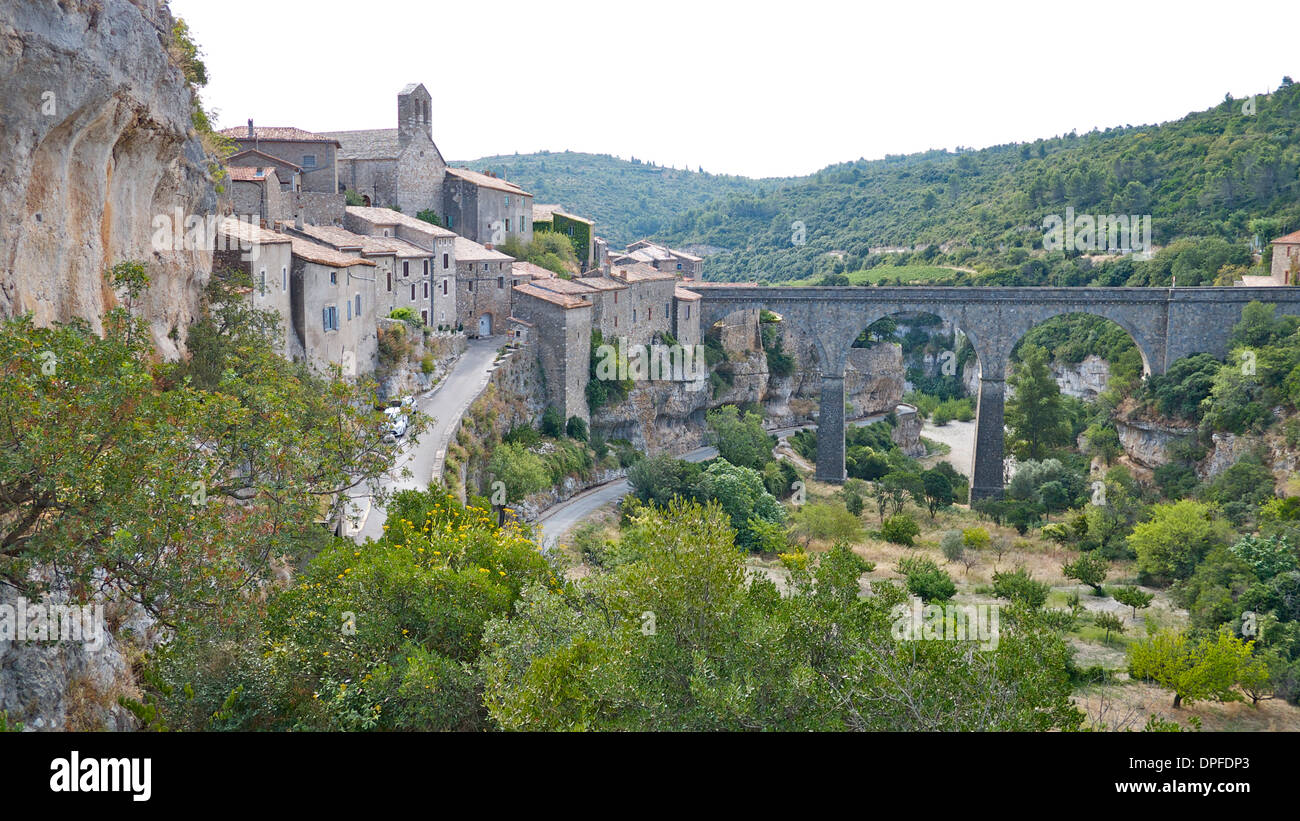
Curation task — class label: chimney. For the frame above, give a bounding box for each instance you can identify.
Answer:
[247,118,254,139]
[295,208,303,231]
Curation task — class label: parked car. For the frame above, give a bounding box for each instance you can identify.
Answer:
[384,406,409,440]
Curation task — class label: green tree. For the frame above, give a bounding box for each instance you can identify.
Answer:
[1129,629,1254,708]
[920,469,956,519]
[1095,612,1125,645]
[697,460,785,551]
[706,405,773,471]
[1129,499,1232,584]
[881,514,920,546]
[789,503,864,548]
[1062,552,1110,596]
[1005,344,1071,460]
[488,442,550,503]
[1112,585,1154,619]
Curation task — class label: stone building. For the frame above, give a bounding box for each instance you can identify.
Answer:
[618,239,703,278]
[443,167,533,246]
[323,84,446,217]
[533,203,595,270]
[285,223,435,327]
[673,285,702,347]
[285,235,378,376]
[344,206,458,329]
[212,217,295,357]
[574,274,629,339]
[455,236,515,336]
[511,282,592,423]
[225,147,302,192]
[226,166,289,224]
[1269,230,1300,285]
[218,123,341,195]
[609,262,677,345]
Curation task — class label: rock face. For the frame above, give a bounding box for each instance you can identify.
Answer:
[1052,355,1111,401]
[0,0,219,358]
[1115,417,1197,470]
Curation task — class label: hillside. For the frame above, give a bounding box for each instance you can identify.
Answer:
[457,151,786,248]
[470,82,1300,283]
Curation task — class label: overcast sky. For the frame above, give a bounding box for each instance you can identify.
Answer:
[172,0,1297,179]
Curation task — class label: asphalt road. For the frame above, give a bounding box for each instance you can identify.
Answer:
[351,337,501,543]
[533,413,891,551]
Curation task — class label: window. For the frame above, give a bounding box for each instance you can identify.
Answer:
[282,267,287,291]
[423,259,429,276]
[302,154,317,169]
[442,279,448,295]
[386,270,392,291]
[614,316,618,328]
[403,261,409,277]
[482,263,488,272]
[446,214,453,229]
[676,262,682,270]
[633,309,637,323]
[383,229,390,237]
[442,253,449,268]
[423,281,429,298]
[505,218,511,232]
[504,195,510,206]
[421,310,428,325]
[355,293,361,317]
[614,292,618,304]
[497,276,504,289]
[685,305,690,319]
[323,305,339,331]
[346,299,352,321]
[411,283,416,301]
[468,281,474,291]
[330,271,337,285]
[259,267,266,292]
[666,302,671,318]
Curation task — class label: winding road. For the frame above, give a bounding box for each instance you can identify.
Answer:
[350,337,501,544]
[533,412,896,550]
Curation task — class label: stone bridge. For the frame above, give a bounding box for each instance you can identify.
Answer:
[691,285,1300,500]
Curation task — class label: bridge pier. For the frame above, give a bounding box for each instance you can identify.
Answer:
[814,374,846,483]
[970,375,1006,501]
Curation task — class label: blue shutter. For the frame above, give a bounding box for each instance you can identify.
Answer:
[323,307,329,330]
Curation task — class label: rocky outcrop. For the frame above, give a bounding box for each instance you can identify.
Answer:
[1052,355,1111,401]
[892,404,925,457]
[592,378,712,454]
[0,0,219,358]
[1115,417,1197,470]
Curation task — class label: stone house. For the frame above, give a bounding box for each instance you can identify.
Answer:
[1269,230,1300,284]
[673,285,702,347]
[511,282,592,423]
[285,235,378,376]
[609,262,677,345]
[621,239,703,278]
[212,217,295,357]
[533,203,595,270]
[225,147,302,192]
[443,167,533,246]
[454,236,514,336]
[323,84,446,217]
[574,274,629,340]
[227,165,289,224]
[218,123,341,195]
[344,206,458,329]
[286,223,435,327]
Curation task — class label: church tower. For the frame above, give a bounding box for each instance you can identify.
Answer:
[397,83,433,148]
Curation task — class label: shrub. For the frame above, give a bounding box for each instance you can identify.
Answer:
[992,566,1050,609]
[540,406,564,438]
[566,415,588,442]
[898,556,956,602]
[940,530,964,562]
[882,514,920,546]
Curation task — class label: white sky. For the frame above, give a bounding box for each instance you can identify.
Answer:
[172,0,1298,179]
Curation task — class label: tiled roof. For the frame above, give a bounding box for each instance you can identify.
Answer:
[575,275,627,291]
[287,236,374,269]
[674,286,702,301]
[226,166,278,182]
[454,236,513,262]
[511,260,555,280]
[445,166,530,197]
[1273,230,1300,244]
[291,224,366,251]
[628,238,701,263]
[508,316,535,328]
[219,126,341,146]
[227,148,302,170]
[357,234,430,259]
[532,203,593,225]
[512,282,589,310]
[611,262,676,283]
[532,277,597,296]
[344,206,457,238]
[320,128,400,161]
[214,216,290,246]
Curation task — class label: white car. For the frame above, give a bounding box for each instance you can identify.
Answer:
[384,406,409,440]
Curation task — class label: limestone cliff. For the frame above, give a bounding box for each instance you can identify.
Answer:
[0,0,219,358]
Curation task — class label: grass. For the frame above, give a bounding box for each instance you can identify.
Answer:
[781,265,958,287]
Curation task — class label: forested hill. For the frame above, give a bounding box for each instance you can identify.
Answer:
[467,81,1300,283]
[458,151,786,248]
